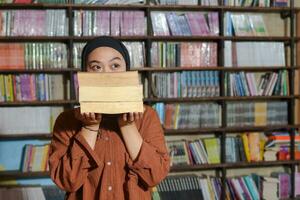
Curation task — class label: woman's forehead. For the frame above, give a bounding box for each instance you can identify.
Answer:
[87,46,124,59]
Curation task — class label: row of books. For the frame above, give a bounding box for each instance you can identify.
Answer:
[225,71,289,96]
[224,41,285,67]
[264,131,300,161]
[151,71,220,98]
[225,13,268,36]
[0,74,64,102]
[0,42,286,70]
[151,12,219,36]
[0,10,68,36]
[73,42,145,69]
[152,174,221,200]
[153,101,287,129]
[0,106,63,134]
[167,132,298,166]
[153,103,221,129]
[21,144,50,172]
[226,101,288,127]
[0,43,68,70]
[152,173,300,200]
[227,172,297,200]
[151,42,218,68]
[224,0,288,7]
[167,138,221,165]
[74,10,145,36]
[226,133,262,163]
[0,186,65,200]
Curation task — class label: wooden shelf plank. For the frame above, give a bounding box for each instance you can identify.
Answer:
[223,36,291,41]
[72,36,149,41]
[0,134,52,140]
[3,125,299,139]
[0,36,293,42]
[0,100,78,106]
[0,171,49,180]
[224,160,299,169]
[170,164,224,172]
[0,4,291,13]
[135,66,296,72]
[144,96,294,103]
[0,36,70,42]
[1,160,298,180]
[170,160,299,172]
[164,125,300,135]
[221,6,290,13]
[0,68,79,73]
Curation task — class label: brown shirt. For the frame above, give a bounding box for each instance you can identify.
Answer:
[48,105,170,200]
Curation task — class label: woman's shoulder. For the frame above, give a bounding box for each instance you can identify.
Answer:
[143,105,159,118]
[54,108,80,126]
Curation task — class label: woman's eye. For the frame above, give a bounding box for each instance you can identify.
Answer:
[111,64,120,69]
[92,65,102,70]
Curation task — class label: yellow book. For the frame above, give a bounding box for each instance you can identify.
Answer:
[174,104,180,129]
[241,133,251,162]
[28,146,36,172]
[77,71,139,87]
[203,138,220,164]
[79,85,143,102]
[41,144,50,171]
[4,75,14,102]
[248,132,261,161]
[206,176,216,200]
[80,101,144,114]
[260,139,266,161]
[0,75,4,101]
[254,102,267,126]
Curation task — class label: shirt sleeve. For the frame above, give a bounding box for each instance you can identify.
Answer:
[126,107,170,187]
[48,111,102,192]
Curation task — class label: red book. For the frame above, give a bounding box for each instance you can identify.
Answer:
[268,135,300,141]
[13,0,32,3]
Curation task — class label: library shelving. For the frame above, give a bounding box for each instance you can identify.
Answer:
[0,0,299,199]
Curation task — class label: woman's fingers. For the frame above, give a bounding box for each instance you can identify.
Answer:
[129,113,134,122]
[134,112,140,120]
[123,113,127,121]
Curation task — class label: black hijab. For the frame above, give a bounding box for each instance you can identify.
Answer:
[81,36,131,71]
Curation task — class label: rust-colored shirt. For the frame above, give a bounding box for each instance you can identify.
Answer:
[48,105,170,200]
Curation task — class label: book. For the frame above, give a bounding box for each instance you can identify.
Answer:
[78,71,143,114]
[166,140,190,166]
[203,138,220,164]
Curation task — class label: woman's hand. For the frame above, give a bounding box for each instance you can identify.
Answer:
[118,107,145,127]
[74,107,102,129]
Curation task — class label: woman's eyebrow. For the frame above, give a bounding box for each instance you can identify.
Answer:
[109,57,121,62]
[88,60,102,64]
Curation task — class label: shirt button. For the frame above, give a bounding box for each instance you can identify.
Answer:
[105,137,109,141]
[108,186,112,191]
[107,161,112,166]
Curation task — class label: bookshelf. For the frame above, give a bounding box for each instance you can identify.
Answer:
[0,0,299,199]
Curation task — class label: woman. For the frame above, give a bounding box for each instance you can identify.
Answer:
[48,36,170,200]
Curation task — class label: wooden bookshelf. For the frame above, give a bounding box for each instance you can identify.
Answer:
[0,1,299,199]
